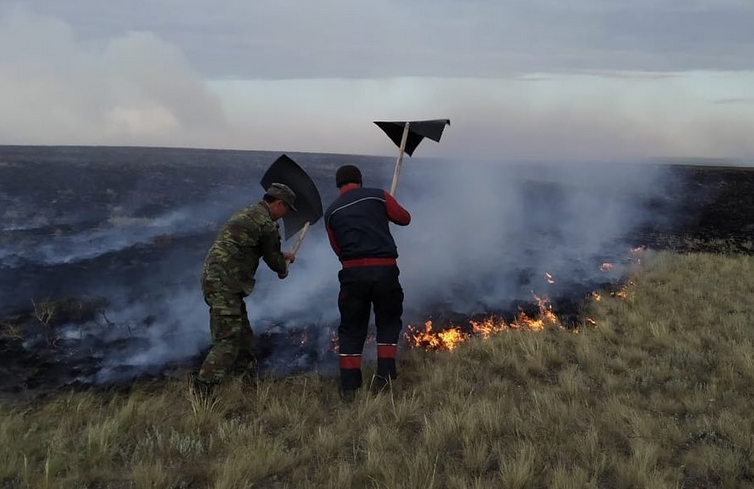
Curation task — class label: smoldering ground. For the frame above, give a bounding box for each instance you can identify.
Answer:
[0,147,678,390]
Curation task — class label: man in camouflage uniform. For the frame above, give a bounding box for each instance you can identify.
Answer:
[195,183,297,389]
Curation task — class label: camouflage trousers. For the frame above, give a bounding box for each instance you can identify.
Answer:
[197,290,256,384]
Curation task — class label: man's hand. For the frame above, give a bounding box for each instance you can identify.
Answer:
[283,252,296,264]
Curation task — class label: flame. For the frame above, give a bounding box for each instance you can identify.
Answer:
[407,321,466,351]
[534,294,558,324]
[402,251,641,352]
[511,311,544,331]
[436,327,465,350]
[470,316,508,337]
[612,289,628,299]
[406,294,563,351]
[629,245,646,265]
[611,280,635,299]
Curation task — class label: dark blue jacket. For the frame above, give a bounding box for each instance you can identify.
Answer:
[325,185,411,265]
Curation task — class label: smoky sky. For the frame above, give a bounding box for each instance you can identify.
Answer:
[2,2,753,160]
[10,0,754,78]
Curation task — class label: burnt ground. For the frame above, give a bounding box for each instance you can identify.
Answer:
[1,146,753,400]
[0,146,348,399]
[635,163,754,254]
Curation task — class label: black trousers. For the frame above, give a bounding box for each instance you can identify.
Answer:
[337,265,404,391]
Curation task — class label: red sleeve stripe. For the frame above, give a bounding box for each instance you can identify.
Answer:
[339,354,362,369]
[382,191,411,225]
[377,344,397,359]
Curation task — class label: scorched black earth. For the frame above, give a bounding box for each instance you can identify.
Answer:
[1,146,751,399]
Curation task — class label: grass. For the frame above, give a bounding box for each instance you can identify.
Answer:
[2,250,754,488]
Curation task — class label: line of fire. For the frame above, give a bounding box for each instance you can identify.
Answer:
[265,246,645,360]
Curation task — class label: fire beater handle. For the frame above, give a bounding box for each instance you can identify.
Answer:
[286,221,311,264]
[389,122,410,197]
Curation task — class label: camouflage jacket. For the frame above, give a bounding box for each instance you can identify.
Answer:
[201,201,287,296]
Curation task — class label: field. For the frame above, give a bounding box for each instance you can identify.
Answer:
[1,250,753,488]
[1,146,754,487]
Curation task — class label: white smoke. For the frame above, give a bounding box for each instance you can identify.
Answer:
[247,235,341,326]
[232,158,667,323]
[90,286,208,383]
[382,160,663,313]
[123,161,667,379]
[4,154,672,383]
[0,192,245,267]
[0,7,229,147]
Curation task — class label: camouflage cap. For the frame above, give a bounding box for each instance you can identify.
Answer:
[266,183,298,212]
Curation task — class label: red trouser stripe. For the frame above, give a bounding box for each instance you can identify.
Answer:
[339,355,362,369]
[377,344,397,359]
[342,257,396,268]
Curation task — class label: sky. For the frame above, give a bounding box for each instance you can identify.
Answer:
[1,0,753,161]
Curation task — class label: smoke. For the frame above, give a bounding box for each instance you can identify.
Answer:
[246,235,341,325]
[16,0,754,78]
[4,7,754,160]
[0,7,229,147]
[0,193,242,268]
[2,150,673,385]
[88,287,208,383]
[46,229,344,384]
[387,159,667,313]
[186,158,667,327]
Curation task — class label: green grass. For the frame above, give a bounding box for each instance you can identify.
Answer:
[2,251,754,488]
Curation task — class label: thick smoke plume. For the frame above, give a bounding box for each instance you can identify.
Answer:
[1,149,671,384]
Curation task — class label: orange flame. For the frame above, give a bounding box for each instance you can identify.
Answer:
[600,263,614,271]
[611,280,635,299]
[545,273,555,284]
[406,294,563,351]
[436,327,465,350]
[407,321,467,351]
[470,316,508,337]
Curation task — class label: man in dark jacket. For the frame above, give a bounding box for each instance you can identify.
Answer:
[324,165,411,400]
[196,183,297,389]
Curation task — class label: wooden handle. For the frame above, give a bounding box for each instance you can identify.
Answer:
[389,122,410,197]
[286,222,311,264]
